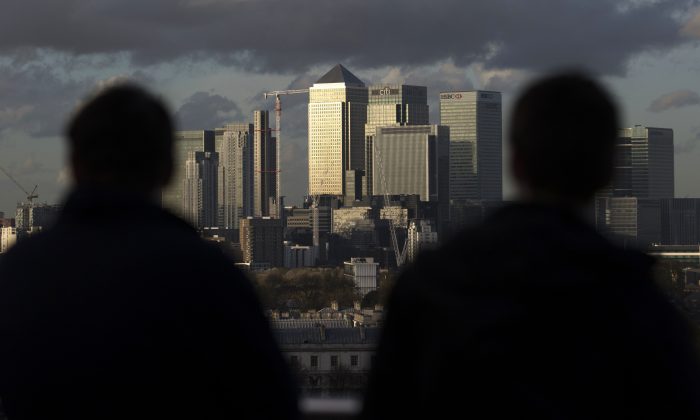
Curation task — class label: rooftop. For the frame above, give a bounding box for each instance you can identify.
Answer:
[316,64,365,87]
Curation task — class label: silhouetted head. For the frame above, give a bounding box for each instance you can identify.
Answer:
[67,84,174,195]
[510,72,618,205]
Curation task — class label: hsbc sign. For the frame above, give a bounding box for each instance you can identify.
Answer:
[440,93,463,100]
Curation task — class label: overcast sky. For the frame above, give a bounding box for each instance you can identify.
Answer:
[1,0,700,214]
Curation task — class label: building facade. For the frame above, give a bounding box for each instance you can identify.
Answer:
[609,125,674,199]
[407,219,439,263]
[344,257,379,296]
[0,226,17,253]
[308,65,368,197]
[240,217,284,267]
[372,125,449,203]
[440,91,502,201]
[183,151,219,228]
[162,130,215,217]
[215,123,254,229]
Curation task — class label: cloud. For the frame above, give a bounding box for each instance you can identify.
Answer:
[648,89,700,112]
[676,130,700,154]
[174,91,245,130]
[0,0,695,76]
[681,8,700,38]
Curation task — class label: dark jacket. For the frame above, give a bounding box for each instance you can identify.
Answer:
[0,188,299,420]
[363,203,700,419]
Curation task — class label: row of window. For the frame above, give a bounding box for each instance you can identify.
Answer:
[290,354,361,368]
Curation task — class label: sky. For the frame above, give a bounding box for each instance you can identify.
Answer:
[1,0,700,215]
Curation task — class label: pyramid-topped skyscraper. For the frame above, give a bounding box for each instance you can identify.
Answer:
[308,64,368,197]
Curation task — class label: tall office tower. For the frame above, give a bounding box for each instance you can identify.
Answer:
[240,217,284,268]
[162,130,215,217]
[308,64,368,197]
[364,84,429,197]
[440,91,502,201]
[183,151,219,229]
[215,123,254,229]
[407,219,439,263]
[610,125,674,198]
[253,111,278,217]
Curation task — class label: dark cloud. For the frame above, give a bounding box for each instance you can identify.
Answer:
[648,89,700,112]
[0,0,695,75]
[174,91,245,130]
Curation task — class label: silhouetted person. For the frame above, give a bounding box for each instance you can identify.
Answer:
[0,85,299,420]
[363,73,700,419]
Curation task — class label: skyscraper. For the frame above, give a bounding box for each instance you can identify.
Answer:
[440,91,502,201]
[253,111,278,217]
[308,64,368,197]
[610,125,674,198]
[162,130,215,217]
[183,151,218,228]
[365,84,429,197]
[240,217,284,268]
[407,219,439,263]
[215,123,254,229]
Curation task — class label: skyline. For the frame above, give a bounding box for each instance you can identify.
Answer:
[2,0,700,214]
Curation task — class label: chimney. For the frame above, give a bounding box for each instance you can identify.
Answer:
[331,300,339,311]
[319,324,326,341]
[359,324,366,342]
[354,301,361,311]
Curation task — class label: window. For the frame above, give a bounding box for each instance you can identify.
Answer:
[330,355,338,368]
[350,355,359,367]
[310,355,318,368]
[290,356,299,366]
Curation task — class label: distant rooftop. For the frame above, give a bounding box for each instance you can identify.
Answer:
[316,64,365,87]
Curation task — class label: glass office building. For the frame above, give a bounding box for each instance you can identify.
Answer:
[440,91,502,201]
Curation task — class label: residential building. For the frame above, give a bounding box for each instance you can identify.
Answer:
[440,91,502,201]
[215,123,254,229]
[308,64,368,198]
[240,217,284,267]
[183,151,218,228]
[15,203,61,231]
[1,226,17,253]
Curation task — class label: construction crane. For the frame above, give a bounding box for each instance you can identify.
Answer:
[0,166,38,204]
[263,89,309,215]
[373,141,408,267]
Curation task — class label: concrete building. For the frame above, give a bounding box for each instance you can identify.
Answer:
[162,130,215,217]
[1,226,17,253]
[215,123,254,229]
[365,85,429,197]
[183,151,218,229]
[440,91,502,201]
[344,257,379,296]
[253,111,279,218]
[308,64,368,197]
[372,125,450,208]
[610,125,674,199]
[240,217,284,267]
[407,219,439,263]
